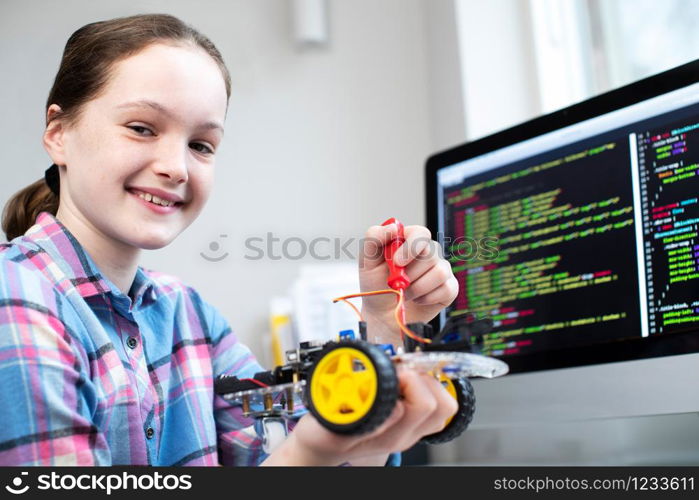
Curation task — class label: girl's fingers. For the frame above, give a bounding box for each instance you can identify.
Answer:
[360,223,398,271]
[360,223,443,277]
[412,276,459,306]
[411,373,459,436]
[403,240,442,286]
[404,259,455,302]
[366,369,446,452]
[362,400,406,440]
[393,226,433,267]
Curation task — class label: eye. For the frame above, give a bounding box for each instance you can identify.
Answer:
[127,125,155,136]
[190,142,214,155]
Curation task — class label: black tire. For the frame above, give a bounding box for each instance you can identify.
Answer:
[305,340,398,435]
[420,377,475,445]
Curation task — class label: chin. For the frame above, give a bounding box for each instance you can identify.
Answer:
[139,241,171,250]
[142,240,176,250]
[133,233,178,250]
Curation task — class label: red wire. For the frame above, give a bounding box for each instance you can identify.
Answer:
[241,378,269,388]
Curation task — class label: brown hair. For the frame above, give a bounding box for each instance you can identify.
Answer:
[2,13,231,241]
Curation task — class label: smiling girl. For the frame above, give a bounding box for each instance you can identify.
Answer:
[0,14,459,466]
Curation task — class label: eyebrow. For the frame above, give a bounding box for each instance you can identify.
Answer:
[116,99,224,133]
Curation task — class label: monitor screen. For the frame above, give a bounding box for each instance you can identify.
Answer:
[426,60,699,374]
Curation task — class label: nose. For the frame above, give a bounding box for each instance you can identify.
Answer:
[153,140,189,185]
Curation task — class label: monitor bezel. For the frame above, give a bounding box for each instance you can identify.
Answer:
[425,59,699,374]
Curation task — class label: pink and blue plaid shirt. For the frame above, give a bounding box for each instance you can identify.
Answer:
[0,211,269,466]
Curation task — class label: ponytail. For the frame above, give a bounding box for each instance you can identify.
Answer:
[2,178,59,241]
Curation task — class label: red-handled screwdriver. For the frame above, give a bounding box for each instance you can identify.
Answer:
[382,217,410,323]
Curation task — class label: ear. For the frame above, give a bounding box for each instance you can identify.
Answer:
[43,104,68,166]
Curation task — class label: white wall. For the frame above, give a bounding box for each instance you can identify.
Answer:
[422,0,467,152]
[0,0,445,363]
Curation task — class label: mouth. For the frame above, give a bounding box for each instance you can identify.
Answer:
[126,188,185,213]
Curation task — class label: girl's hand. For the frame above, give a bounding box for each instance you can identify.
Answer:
[262,367,458,466]
[358,223,458,343]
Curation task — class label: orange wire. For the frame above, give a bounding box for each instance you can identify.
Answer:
[333,289,400,301]
[339,298,363,321]
[332,289,397,323]
[394,290,431,344]
[332,289,431,344]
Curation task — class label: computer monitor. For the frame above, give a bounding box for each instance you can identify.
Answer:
[426,60,699,427]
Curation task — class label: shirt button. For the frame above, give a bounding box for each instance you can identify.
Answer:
[146,427,155,439]
[126,337,138,349]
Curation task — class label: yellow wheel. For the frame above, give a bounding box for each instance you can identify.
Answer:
[421,376,475,445]
[310,347,377,424]
[306,340,398,434]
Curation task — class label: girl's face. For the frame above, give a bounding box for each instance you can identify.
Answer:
[50,42,228,250]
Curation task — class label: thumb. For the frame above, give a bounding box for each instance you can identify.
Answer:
[360,223,398,272]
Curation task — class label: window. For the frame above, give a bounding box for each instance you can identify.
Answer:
[590,0,699,89]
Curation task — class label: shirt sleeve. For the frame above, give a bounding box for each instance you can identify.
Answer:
[0,266,111,465]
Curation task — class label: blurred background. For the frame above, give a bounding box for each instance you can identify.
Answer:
[2,0,698,465]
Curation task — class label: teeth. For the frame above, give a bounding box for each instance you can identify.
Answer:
[133,190,175,207]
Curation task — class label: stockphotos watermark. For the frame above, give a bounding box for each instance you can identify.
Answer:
[4,470,192,496]
[241,232,500,262]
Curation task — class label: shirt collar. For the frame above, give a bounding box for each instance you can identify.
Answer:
[24,211,158,306]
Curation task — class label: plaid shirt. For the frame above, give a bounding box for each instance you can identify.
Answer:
[0,211,270,466]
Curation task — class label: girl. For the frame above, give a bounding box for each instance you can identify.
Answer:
[0,14,460,466]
